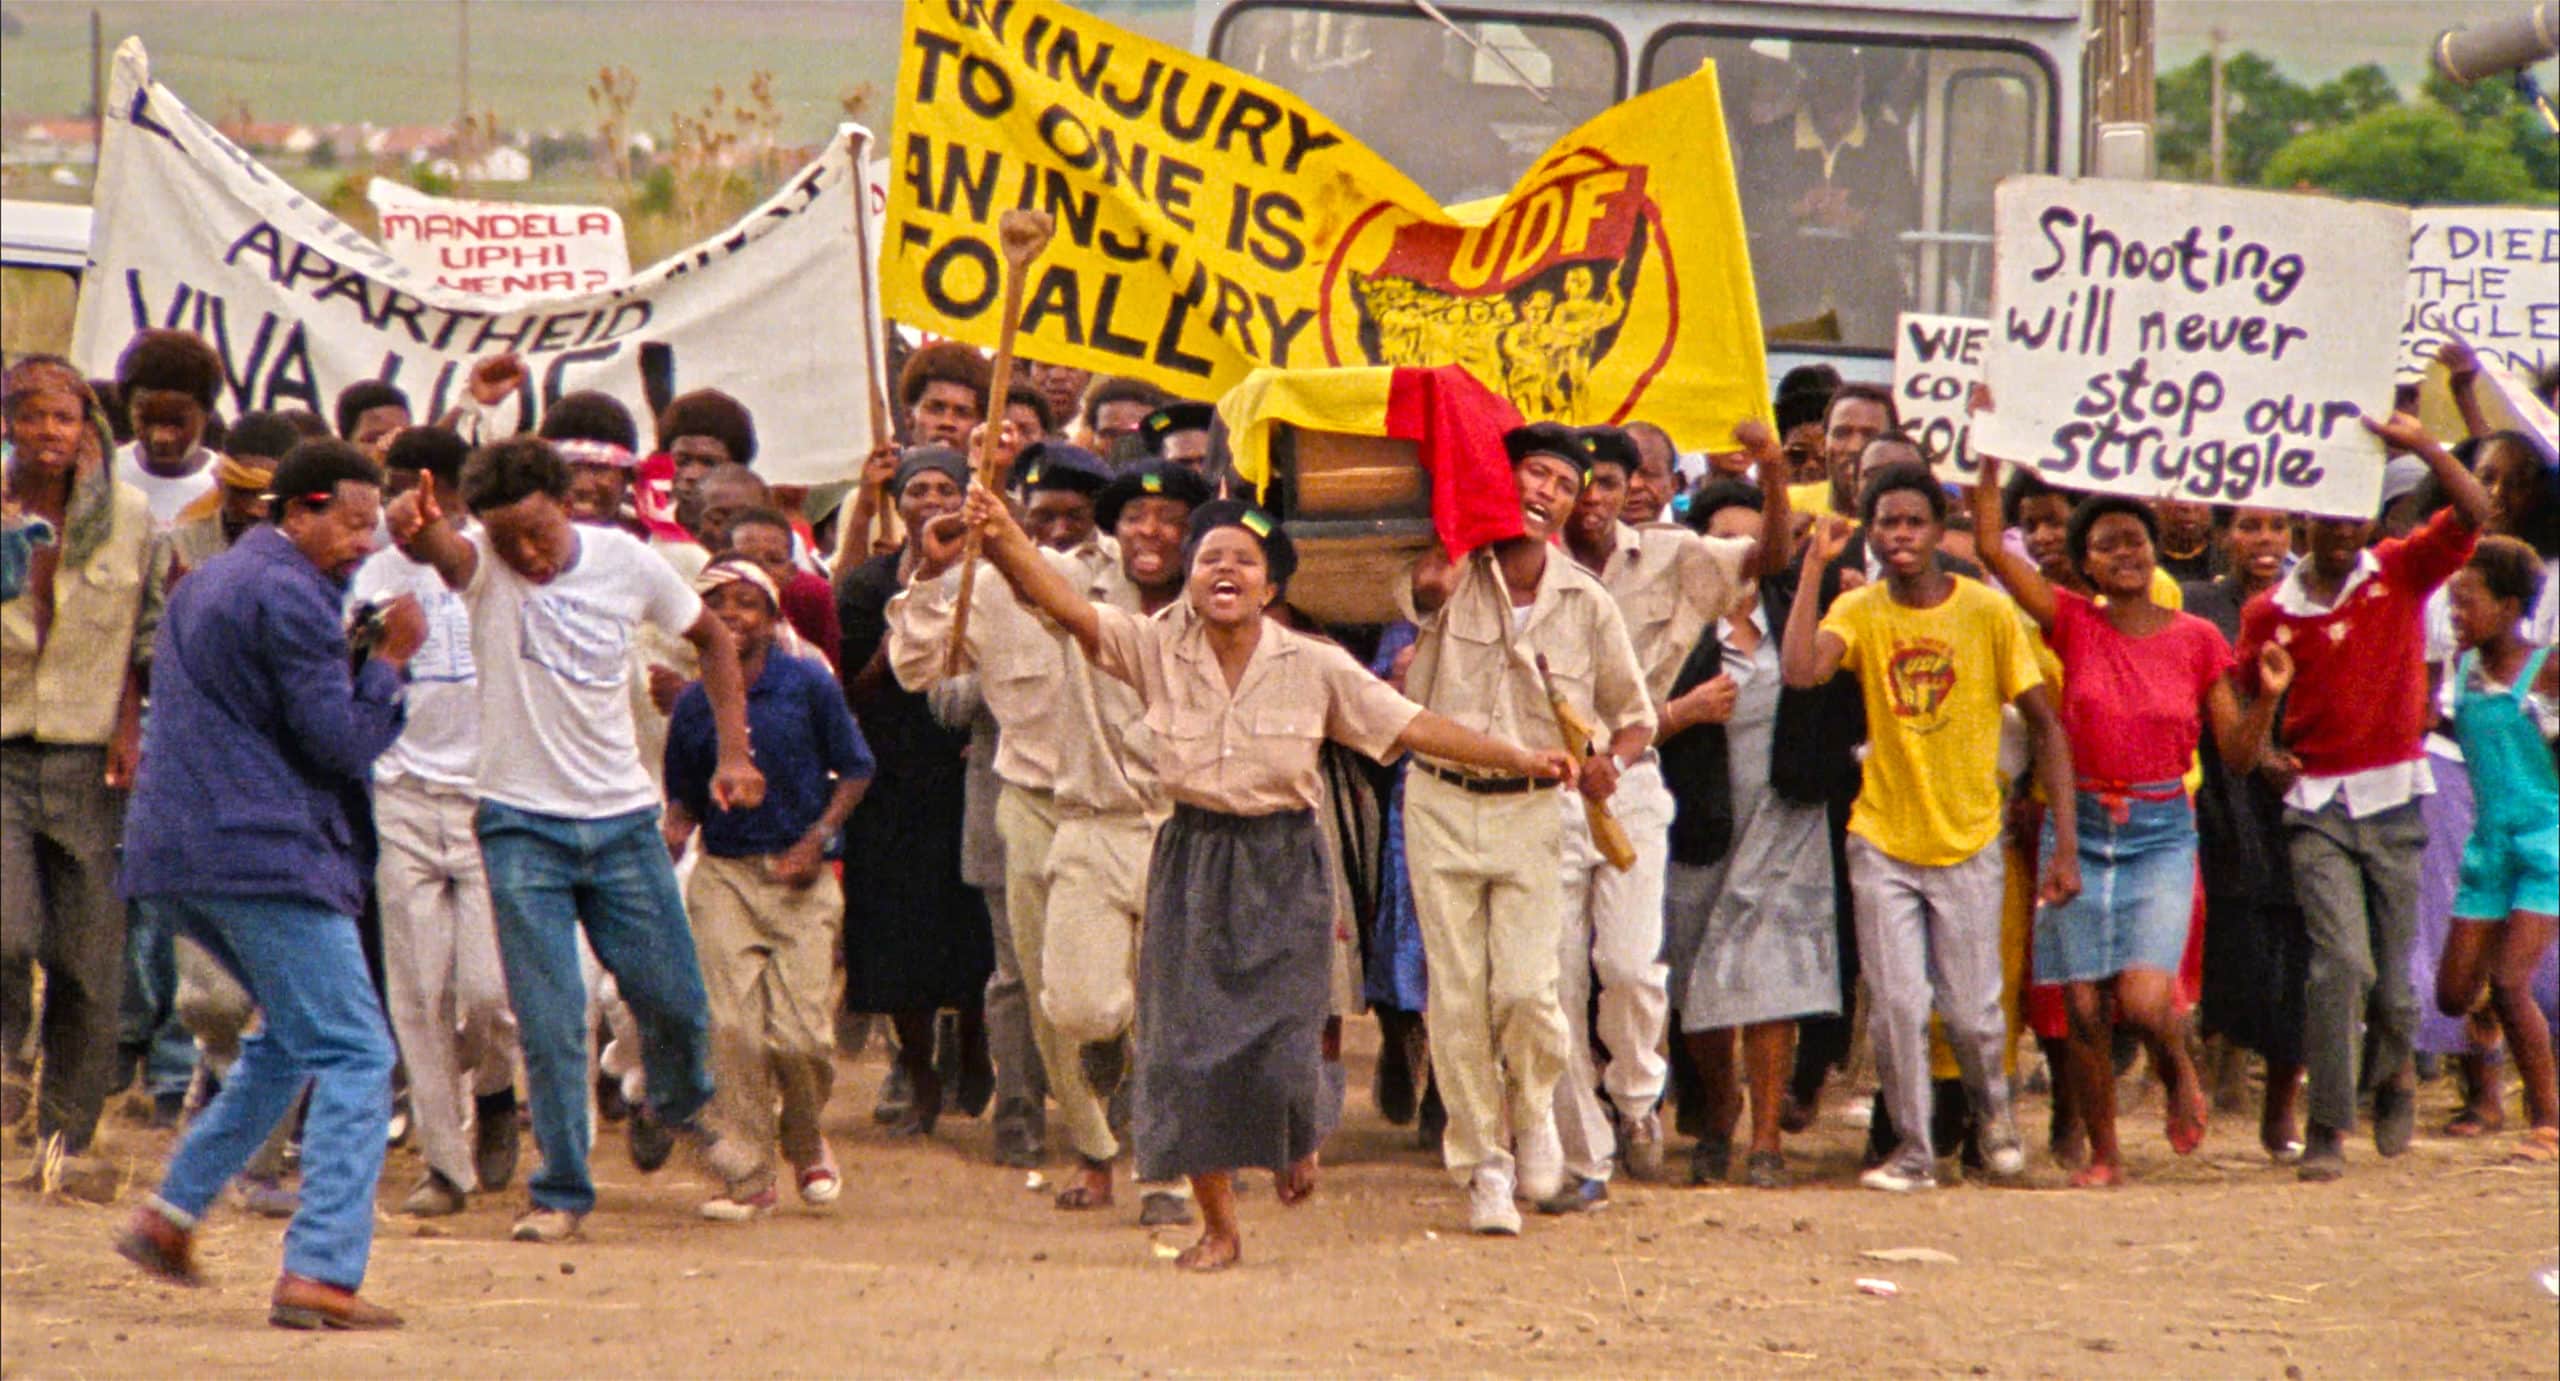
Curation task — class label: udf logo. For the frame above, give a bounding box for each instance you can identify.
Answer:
[1317,149,1679,426]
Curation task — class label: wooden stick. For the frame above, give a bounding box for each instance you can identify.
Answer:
[944,209,1055,677]
[836,130,900,573]
[1536,654,1638,871]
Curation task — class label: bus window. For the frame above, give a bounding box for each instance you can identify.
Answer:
[1,267,79,365]
[1210,3,1623,205]
[1646,31,2051,353]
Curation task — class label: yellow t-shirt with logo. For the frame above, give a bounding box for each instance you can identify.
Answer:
[1823,577,2047,867]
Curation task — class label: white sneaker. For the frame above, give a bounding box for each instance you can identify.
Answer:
[1515,1116,1566,1204]
[1858,1159,1939,1194]
[1980,1118,2027,1179]
[1469,1168,1522,1236]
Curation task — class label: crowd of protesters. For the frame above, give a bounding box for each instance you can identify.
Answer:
[2,317,2553,1325]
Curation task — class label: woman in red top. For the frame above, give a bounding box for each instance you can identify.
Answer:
[1972,456,2291,1186]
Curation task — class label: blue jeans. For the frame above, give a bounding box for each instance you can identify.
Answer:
[2033,788,2198,985]
[118,901,196,1099]
[143,894,393,1290]
[476,800,715,1215]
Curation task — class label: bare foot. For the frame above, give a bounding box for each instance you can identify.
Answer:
[2166,1076,2208,1157]
[1276,1153,1318,1207]
[2068,1160,2124,1189]
[1173,1232,1240,1272]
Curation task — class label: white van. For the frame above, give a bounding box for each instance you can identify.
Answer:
[1,198,94,363]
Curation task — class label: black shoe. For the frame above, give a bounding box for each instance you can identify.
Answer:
[149,1091,186,1130]
[1862,1092,1896,1170]
[1688,1134,1732,1186]
[2373,1081,2416,1158]
[2297,1124,2347,1182]
[627,1106,676,1173]
[954,1031,994,1120]
[1415,1078,1447,1155]
[594,1073,628,1126]
[873,1060,914,1125]
[474,1088,520,1191]
[1930,1078,1977,1171]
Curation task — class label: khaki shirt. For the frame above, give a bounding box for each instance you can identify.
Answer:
[1595,521,1756,712]
[889,549,1161,816]
[1089,603,1419,816]
[1405,546,1652,768]
[2,480,166,746]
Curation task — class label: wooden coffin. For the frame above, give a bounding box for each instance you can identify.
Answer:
[1265,422,1436,626]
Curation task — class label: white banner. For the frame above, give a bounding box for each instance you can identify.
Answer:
[367,179,631,299]
[1977,176,2407,520]
[71,39,884,487]
[1891,312,1988,481]
[2401,207,2559,383]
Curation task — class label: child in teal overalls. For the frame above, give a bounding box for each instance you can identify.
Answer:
[2436,535,2559,1163]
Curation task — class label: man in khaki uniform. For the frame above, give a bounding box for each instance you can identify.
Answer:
[1543,424,1767,1196]
[889,457,1211,1228]
[1402,423,1653,1235]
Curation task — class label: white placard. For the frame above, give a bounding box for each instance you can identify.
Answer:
[71,39,887,487]
[368,179,632,299]
[1891,312,1988,480]
[2401,207,2559,384]
[1976,176,2407,520]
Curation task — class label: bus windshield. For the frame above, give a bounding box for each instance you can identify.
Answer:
[1647,29,2053,352]
[1210,4,1625,206]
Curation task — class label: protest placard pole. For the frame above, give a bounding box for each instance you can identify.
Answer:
[945,209,1056,677]
[839,129,901,570]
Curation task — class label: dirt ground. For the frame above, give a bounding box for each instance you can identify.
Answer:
[4,1027,2554,1380]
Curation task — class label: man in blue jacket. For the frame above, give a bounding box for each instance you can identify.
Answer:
[112,440,424,1331]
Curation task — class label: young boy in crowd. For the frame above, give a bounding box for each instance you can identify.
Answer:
[384,435,766,1243]
[664,557,873,1219]
[1781,462,2079,1192]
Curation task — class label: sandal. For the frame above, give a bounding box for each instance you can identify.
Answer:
[2508,1127,2558,1165]
[2443,1109,2505,1139]
[1053,1157,1114,1211]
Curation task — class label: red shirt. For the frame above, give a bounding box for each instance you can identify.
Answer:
[780,569,843,670]
[2234,507,2477,778]
[2049,588,2233,785]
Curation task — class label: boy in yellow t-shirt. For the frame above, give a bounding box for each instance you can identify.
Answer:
[1780,460,2081,1193]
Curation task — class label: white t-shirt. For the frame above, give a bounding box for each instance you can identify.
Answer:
[463,524,703,818]
[116,442,218,531]
[350,537,480,788]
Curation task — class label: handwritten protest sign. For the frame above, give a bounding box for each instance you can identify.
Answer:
[368,179,632,299]
[2401,207,2559,383]
[71,40,887,487]
[1976,177,2406,520]
[1892,313,1988,480]
[881,0,1769,451]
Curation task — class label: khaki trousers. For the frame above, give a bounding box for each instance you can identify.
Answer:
[374,776,516,1190]
[687,852,843,1171]
[1041,811,1156,1046]
[1403,770,1569,1185]
[1553,758,1674,1182]
[995,784,1118,1164]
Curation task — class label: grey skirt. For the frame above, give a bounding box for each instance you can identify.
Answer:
[1665,782,1841,1032]
[1132,804,1333,1182]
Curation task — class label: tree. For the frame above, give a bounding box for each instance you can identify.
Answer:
[2420,71,2559,195]
[2261,104,2539,204]
[2157,51,2338,185]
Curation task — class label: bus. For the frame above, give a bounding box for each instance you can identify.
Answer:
[1196,0,2100,384]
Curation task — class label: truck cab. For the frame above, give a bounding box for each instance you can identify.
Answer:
[1198,0,2084,384]
[1,198,94,364]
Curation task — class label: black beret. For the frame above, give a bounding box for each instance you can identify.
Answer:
[1502,422,1591,479]
[1140,402,1215,454]
[1095,459,1215,530]
[1017,442,1109,496]
[1578,425,1641,475]
[1181,498,1297,593]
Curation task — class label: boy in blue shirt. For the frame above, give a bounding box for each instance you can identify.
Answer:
[664,557,874,1219]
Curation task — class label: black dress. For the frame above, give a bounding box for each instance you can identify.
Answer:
[2184,576,2307,1066]
[835,552,993,1012]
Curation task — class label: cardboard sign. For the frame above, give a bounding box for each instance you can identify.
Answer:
[368,179,632,299]
[2402,207,2559,383]
[1892,313,1988,480]
[71,40,888,488]
[1976,176,2407,519]
[882,0,1770,450]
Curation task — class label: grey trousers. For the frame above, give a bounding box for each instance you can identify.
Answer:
[0,742,130,1152]
[2284,798,2427,1135]
[982,883,1048,1161]
[1848,835,2013,1169]
[375,777,515,1190]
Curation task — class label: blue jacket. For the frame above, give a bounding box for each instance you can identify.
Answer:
[121,525,406,916]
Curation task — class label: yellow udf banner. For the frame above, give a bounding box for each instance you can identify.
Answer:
[883,0,1771,450]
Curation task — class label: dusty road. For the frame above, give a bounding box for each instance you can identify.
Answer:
[5,1030,2553,1379]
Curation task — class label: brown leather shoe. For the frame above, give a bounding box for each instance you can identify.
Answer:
[114,1204,204,1287]
[269,1273,404,1331]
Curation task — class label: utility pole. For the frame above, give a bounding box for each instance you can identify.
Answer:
[456,0,471,188]
[2208,27,2227,184]
[89,8,103,161]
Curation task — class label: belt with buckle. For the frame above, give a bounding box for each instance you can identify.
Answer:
[1418,760,1542,795]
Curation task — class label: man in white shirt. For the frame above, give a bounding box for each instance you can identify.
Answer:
[385,434,766,1244]
[350,426,520,1219]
